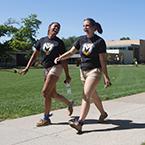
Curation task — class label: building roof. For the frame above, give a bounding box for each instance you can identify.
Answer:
[107,49,120,54]
[70,54,80,58]
[106,40,140,48]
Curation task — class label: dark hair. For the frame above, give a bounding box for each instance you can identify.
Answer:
[84,18,103,34]
[48,22,61,34]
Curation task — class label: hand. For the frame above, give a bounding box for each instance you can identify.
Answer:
[104,77,112,88]
[64,75,71,84]
[19,68,29,75]
[54,57,61,64]
[104,81,112,88]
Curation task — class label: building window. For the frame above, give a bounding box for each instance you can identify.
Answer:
[128,46,133,50]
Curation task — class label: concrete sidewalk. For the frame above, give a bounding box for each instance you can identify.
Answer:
[0,92,145,145]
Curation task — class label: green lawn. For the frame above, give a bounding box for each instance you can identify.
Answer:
[0,65,145,119]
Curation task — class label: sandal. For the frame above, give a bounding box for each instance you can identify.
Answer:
[98,112,108,123]
[69,119,83,134]
[36,119,51,127]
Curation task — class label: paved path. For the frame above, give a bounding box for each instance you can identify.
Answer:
[0,92,145,145]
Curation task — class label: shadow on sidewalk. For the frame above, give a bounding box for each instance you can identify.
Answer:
[81,119,145,134]
[51,122,68,125]
[0,119,5,123]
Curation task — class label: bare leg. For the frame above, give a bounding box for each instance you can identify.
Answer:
[92,91,108,122]
[52,86,71,105]
[79,77,99,121]
[52,87,73,116]
[92,91,106,115]
[44,96,52,116]
[36,74,59,127]
[69,77,100,133]
[79,95,90,121]
[41,74,59,115]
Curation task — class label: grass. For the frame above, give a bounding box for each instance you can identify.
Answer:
[0,64,145,119]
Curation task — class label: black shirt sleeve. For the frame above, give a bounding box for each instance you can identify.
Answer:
[34,39,42,51]
[97,39,107,53]
[73,37,81,50]
[59,40,66,54]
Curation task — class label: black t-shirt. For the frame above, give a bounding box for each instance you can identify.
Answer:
[73,34,106,71]
[34,36,66,68]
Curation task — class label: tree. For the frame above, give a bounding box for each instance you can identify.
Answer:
[120,37,130,40]
[62,36,78,50]
[0,24,18,55]
[9,14,41,51]
[0,14,41,55]
[0,25,18,37]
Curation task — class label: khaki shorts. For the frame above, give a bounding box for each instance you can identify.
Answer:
[80,68,102,82]
[44,64,63,78]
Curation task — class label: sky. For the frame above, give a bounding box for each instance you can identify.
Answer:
[0,0,145,41]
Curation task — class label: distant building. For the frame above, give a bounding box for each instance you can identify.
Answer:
[106,39,145,64]
[0,52,28,67]
[1,39,144,67]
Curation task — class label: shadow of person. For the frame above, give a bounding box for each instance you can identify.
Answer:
[51,122,68,125]
[81,119,145,135]
[104,119,145,130]
[50,116,80,125]
[0,119,5,123]
[49,116,145,135]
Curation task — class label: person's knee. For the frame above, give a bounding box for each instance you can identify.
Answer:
[51,92,57,98]
[83,94,90,103]
[41,89,47,98]
[41,89,52,98]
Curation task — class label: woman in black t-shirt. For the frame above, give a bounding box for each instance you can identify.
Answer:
[20,22,74,127]
[55,18,111,133]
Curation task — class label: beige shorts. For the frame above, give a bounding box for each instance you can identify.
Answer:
[44,64,63,78]
[80,68,102,82]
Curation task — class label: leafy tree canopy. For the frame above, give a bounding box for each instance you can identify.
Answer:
[0,14,41,55]
[62,36,78,50]
[120,37,130,40]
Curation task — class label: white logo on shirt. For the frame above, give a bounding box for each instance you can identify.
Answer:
[82,43,94,56]
[42,41,58,55]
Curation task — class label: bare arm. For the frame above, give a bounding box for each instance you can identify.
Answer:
[99,53,111,88]
[54,46,78,63]
[61,60,71,83]
[20,50,39,75]
[57,47,78,82]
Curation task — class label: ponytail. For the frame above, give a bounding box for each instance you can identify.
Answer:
[84,18,103,34]
[95,22,103,34]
